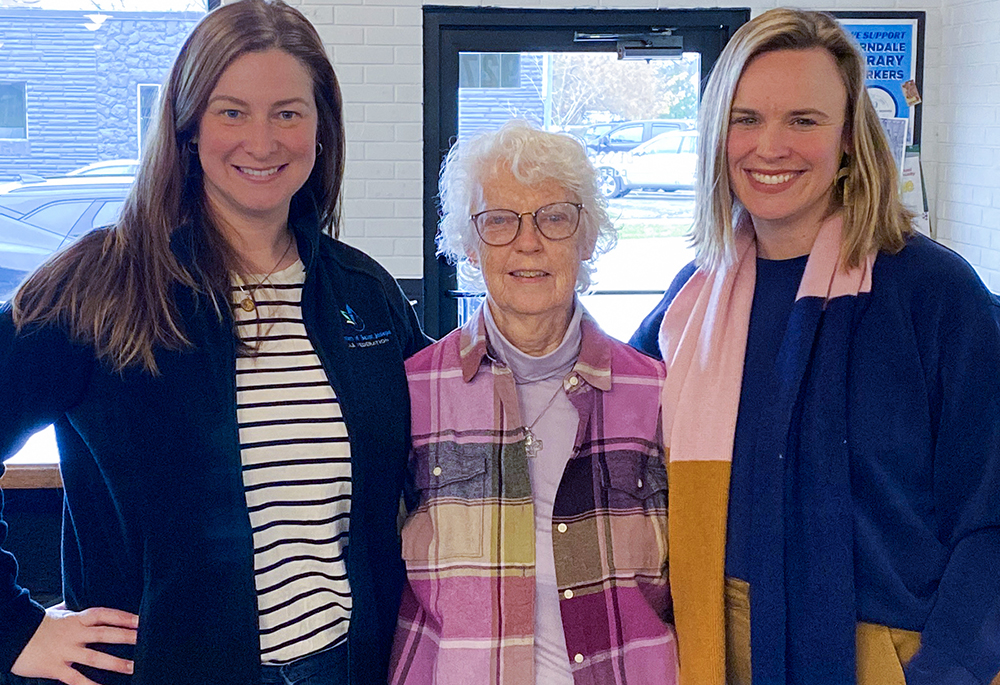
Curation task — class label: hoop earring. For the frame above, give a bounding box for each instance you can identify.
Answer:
[316,142,323,156]
[187,140,198,154]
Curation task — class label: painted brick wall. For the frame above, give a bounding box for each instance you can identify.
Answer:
[279,0,996,292]
[290,0,426,277]
[934,0,1000,292]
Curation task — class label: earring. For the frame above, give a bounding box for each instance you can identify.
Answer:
[187,140,198,153]
[835,161,851,207]
[316,142,323,156]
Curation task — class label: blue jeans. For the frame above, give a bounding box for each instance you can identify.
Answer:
[259,642,349,685]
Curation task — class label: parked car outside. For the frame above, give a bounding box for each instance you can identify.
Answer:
[588,118,695,155]
[564,122,616,146]
[597,129,699,198]
[0,176,132,301]
[66,159,140,177]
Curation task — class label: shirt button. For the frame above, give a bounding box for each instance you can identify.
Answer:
[563,589,574,599]
[557,523,568,533]
[637,478,643,489]
[574,653,584,664]
[432,466,442,476]
[568,375,579,387]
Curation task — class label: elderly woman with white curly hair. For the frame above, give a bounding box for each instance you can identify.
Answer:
[389,120,678,685]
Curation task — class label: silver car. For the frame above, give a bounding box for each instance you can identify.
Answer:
[598,130,698,198]
[0,176,132,301]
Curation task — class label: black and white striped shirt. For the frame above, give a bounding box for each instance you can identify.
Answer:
[232,260,352,664]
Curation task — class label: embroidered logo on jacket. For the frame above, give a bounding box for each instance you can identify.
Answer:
[341,303,392,349]
[340,304,366,332]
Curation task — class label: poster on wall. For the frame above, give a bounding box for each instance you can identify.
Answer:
[834,12,925,146]
[879,117,909,172]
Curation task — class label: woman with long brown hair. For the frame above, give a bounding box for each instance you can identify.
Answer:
[0,1,425,683]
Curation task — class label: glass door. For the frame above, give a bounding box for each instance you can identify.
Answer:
[423,7,750,339]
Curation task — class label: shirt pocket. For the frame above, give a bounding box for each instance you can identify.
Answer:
[602,452,668,505]
[598,453,669,573]
[401,447,490,564]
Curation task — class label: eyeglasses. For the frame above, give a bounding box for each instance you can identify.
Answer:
[471,202,584,247]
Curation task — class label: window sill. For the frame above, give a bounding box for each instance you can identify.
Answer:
[1,463,62,489]
[4,426,62,489]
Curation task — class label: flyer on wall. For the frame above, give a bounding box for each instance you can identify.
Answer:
[836,14,923,146]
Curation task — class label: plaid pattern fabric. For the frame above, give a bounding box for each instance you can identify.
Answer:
[390,307,678,685]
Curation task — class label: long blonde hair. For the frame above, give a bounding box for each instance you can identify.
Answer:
[13,0,345,372]
[692,8,913,270]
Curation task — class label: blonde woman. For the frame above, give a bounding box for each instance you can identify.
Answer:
[631,8,1000,685]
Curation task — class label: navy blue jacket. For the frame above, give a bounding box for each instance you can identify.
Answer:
[0,216,427,684]
[631,234,1000,683]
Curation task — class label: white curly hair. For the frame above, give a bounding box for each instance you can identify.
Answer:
[436,119,617,292]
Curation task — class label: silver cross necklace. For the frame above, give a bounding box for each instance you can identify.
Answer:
[523,383,565,459]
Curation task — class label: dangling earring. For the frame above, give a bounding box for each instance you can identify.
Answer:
[835,159,851,207]
[187,140,199,154]
[316,142,323,156]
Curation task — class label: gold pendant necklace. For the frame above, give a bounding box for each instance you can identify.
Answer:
[234,233,294,313]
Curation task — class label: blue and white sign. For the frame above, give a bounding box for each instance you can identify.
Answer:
[839,18,920,144]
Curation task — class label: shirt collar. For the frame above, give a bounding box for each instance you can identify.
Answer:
[459,300,612,391]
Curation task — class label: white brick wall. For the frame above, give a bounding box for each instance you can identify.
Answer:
[935,0,1000,292]
[280,0,997,291]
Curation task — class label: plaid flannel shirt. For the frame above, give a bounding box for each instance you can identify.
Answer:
[390,307,678,685]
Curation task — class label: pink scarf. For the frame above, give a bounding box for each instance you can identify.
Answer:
[658,214,873,684]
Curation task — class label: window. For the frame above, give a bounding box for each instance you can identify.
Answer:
[22,201,91,233]
[459,53,521,89]
[647,134,682,155]
[1,1,216,467]
[0,4,210,182]
[651,122,684,137]
[423,7,750,339]
[90,200,124,232]
[0,5,206,292]
[19,198,123,240]
[138,84,161,154]
[608,125,644,145]
[0,82,27,139]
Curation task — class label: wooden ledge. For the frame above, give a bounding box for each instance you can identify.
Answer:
[1,464,63,489]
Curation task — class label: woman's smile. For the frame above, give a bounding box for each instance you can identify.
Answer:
[745,170,800,186]
[508,268,551,279]
[234,164,286,179]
